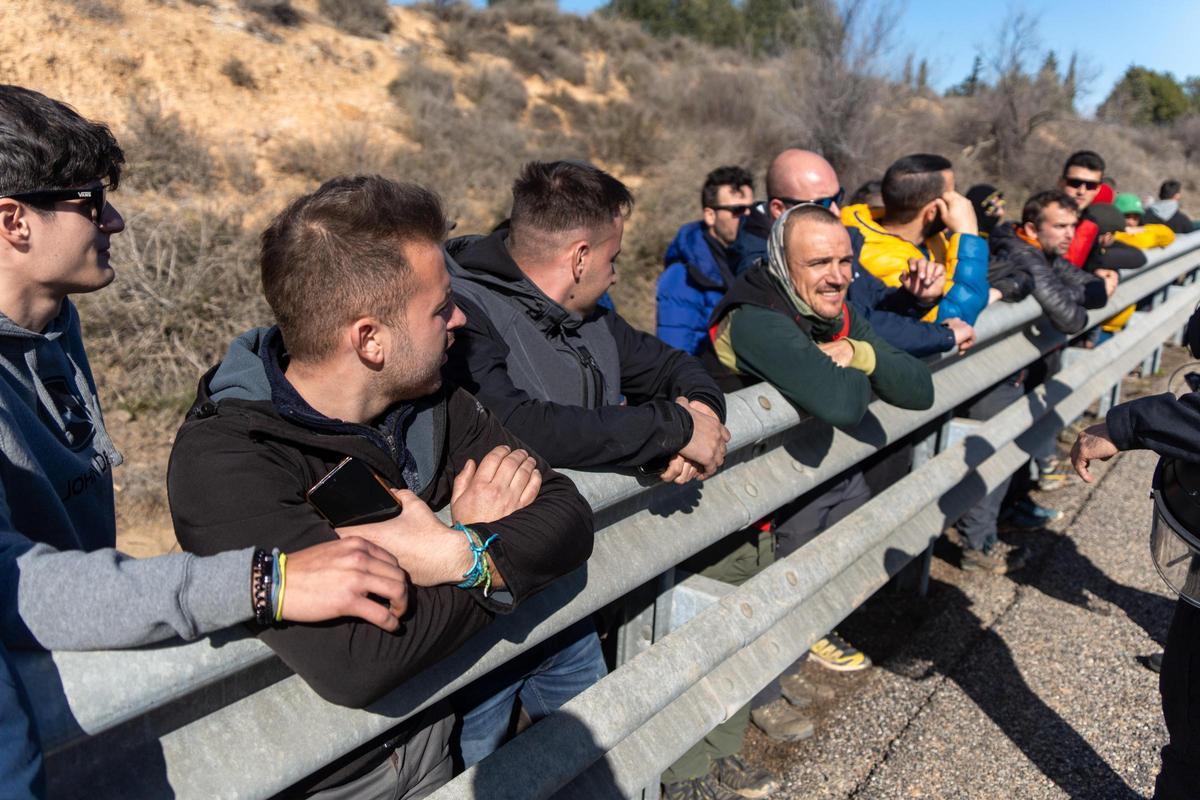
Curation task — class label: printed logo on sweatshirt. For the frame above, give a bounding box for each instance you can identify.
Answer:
[60,450,112,504]
[38,376,96,452]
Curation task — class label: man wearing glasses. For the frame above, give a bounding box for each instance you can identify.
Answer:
[656,166,754,354]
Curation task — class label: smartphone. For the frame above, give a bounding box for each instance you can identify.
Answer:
[306,457,401,527]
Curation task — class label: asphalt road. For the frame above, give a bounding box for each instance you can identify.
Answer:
[746,361,1184,799]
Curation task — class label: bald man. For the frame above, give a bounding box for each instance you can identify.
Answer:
[731,149,974,358]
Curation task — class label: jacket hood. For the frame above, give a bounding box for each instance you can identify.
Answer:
[208,327,273,403]
[448,229,589,336]
[196,327,445,496]
[1149,199,1180,220]
[664,221,730,290]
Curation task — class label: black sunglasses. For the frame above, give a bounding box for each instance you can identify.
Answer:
[4,184,108,226]
[771,187,845,210]
[1063,177,1100,191]
[708,203,754,216]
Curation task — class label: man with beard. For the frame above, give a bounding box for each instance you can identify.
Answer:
[167,176,594,799]
[843,153,991,326]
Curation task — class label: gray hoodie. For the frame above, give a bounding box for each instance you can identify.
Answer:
[0,300,250,650]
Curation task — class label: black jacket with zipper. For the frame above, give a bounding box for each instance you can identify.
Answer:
[444,229,725,469]
[989,223,1109,335]
[167,328,594,711]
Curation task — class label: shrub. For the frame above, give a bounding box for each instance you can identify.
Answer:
[387,62,457,107]
[121,97,216,195]
[220,57,258,89]
[240,0,302,26]
[78,202,266,412]
[459,65,529,116]
[65,0,123,22]
[319,0,392,37]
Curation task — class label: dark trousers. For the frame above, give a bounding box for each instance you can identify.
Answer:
[957,375,1026,551]
[774,470,873,558]
[1156,598,1200,799]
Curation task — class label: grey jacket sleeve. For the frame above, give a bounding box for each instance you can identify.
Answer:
[0,519,253,651]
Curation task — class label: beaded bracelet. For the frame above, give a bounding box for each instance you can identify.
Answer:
[454,523,499,594]
[251,548,275,626]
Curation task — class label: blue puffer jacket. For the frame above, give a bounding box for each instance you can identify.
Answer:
[656,221,732,355]
[729,209,956,358]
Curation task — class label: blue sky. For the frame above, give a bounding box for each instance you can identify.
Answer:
[414,1,1200,115]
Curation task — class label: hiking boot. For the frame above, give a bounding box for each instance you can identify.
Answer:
[809,632,872,672]
[662,774,742,800]
[750,698,815,742]
[710,755,780,799]
[961,541,1027,574]
[779,672,836,709]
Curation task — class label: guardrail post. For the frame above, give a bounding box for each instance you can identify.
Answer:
[891,416,950,597]
[613,569,675,799]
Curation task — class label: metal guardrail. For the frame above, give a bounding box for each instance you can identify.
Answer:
[14,233,1200,798]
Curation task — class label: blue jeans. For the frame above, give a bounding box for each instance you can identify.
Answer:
[455,619,607,768]
[0,641,43,799]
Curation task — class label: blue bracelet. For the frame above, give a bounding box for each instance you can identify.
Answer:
[454,523,499,590]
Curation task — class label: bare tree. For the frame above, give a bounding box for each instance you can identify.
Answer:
[952,9,1086,185]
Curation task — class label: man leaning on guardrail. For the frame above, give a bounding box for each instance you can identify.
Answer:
[701,201,934,758]
[442,161,757,800]
[166,176,595,800]
[0,87,420,800]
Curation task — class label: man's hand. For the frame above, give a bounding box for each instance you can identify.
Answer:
[817,338,854,367]
[281,537,410,631]
[1095,268,1119,298]
[676,397,730,479]
[899,257,946,303]
[988,287,1003,305]
[339,490,505,589]
[1070,422,1120,483]
[450,445,540,525]
[935,190,979,236]
[660,454,700,485]
[943,318,976,353]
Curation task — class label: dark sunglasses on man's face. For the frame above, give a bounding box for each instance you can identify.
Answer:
[1063,177,1100,191]
[3,184,108,226]
[772,187,845,210]
[709,203,754,216]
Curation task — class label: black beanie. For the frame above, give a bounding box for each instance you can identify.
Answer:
[966,184,1002,236]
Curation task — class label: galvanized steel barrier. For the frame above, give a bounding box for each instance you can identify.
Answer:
[14,233,1200,799]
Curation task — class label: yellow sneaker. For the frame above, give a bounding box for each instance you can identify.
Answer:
[809,632,871,672]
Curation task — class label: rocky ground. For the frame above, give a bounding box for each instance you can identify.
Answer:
[744,344,1193,800]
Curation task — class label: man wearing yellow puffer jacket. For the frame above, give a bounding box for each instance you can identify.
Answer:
[842,153,991,325]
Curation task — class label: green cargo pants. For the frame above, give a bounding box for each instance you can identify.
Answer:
[660,527,774,784]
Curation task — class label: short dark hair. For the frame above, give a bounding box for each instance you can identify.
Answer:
[1022,189,1078,227]
[701,165,754,209]
[1161,179,1182,200]
[881,154,953,223]
[783,203,844,241]
[0,85,124,197]
[1062,150,1105,177]
[509,160,633,238]
[261,175,448,362]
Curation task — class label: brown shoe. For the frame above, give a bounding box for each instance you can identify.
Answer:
[961,541,1027,574]
[779,672,836,709]
[750,698,815,742]
[710,755,780,799]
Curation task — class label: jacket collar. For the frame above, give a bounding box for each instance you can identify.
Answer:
[449,229,588,336]
[664,220,733,289]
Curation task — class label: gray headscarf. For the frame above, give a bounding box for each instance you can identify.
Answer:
[766,204,846,329]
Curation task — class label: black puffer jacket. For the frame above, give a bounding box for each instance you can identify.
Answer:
[990,223,1109,334]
